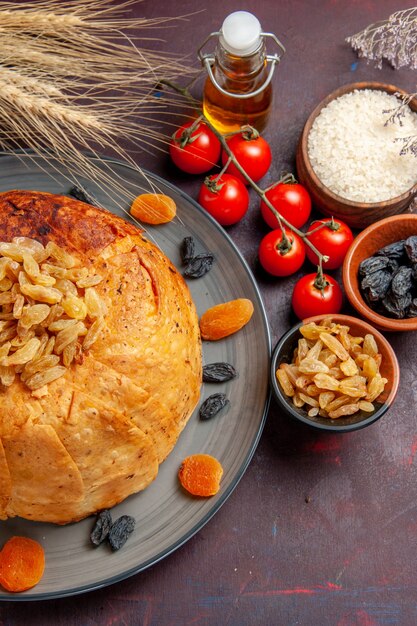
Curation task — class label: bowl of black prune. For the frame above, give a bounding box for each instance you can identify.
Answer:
[343,214,417,332]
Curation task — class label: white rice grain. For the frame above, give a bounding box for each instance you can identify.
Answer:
[307,89,417,203]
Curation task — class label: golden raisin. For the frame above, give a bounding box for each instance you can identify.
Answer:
[130,193,176,224]
[199,298,254,341]
[276,320,388,420]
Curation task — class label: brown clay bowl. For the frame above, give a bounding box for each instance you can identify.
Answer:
[270,313,400,432]
[296,82,417,230]
[343,214,417,332]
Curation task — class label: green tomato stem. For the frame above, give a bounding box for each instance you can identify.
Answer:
[304,220,335,237]
[213,156,232,184]
[177,114,204,147]
[314,257,331,296]
[264,172,298,193]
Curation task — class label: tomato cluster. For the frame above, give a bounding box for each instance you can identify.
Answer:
[259,214,354,273]
[169,118,354,319]
[258,213,353,318]
[170,121,271,226]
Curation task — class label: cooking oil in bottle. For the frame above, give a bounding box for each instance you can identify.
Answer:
[199,11,285,134]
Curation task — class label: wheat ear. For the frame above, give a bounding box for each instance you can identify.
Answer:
[0,0,198,210]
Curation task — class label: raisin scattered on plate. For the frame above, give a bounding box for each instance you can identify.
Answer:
[183,253,215,278]
[68,184,99,207]
[199,393,229,420]
[180,236,195,265]
[108,515,136,552]
[90,509,113,546]
[202,362,237,383]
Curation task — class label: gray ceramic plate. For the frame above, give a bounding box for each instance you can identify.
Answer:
[0,152,270,600]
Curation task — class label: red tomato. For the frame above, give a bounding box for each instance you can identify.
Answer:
[198,174,249,226]
[169,120,221,174]
[221,131,272,184]
[258,228,305,277]
[305,218,354,270]
[260,182,312,230]
[291,273,343,319]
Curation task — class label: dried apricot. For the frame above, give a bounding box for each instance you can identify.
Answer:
[178,454,223,496]
[130,193,176,224]
[0,536,45,592]
[199,298,254,341]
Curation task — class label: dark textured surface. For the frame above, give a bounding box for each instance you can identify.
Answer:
[2,0,417,623]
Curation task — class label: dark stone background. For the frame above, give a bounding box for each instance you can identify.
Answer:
[3,1,417,624]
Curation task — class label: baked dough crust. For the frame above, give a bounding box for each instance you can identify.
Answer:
[0,190,202,524]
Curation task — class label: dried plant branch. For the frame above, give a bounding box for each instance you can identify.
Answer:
[347,12,417,158]
[396,134,417,157]
[346,8,417,70]
[383,92,416,126]
[383,91,417,158]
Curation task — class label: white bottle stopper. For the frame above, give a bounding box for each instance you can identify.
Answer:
[220,11,262,56]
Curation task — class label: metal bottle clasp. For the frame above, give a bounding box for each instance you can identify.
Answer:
[197,32,286,100]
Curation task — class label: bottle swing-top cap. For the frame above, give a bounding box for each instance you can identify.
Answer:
[197,12,285,101]
[219,11,262,56]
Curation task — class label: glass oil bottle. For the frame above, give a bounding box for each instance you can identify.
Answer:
[198,11,285,134]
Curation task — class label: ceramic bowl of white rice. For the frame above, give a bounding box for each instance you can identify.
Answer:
[296,82,417,230]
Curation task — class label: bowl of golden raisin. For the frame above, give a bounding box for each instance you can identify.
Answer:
[270,314,399,432]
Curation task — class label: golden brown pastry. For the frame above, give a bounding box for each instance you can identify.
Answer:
[0,190,202,524]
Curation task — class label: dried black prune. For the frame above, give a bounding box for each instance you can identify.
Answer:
[391,266,413,297]
[361,289,373,307]
[405,236,417,264]
[359,256,389,276]
[183,253,214,278]
[375,240,405,260]
[359,238,417,319]
[382,291,412,318]
[90,509,113,546]
[199,393,229,420]
[108,515,136,551]
[181,236,195,265]
[361,270,392,301]
[408,298,417,317]
[68,184,99,207]
[203,362,237,383]
[387,258,400,273]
